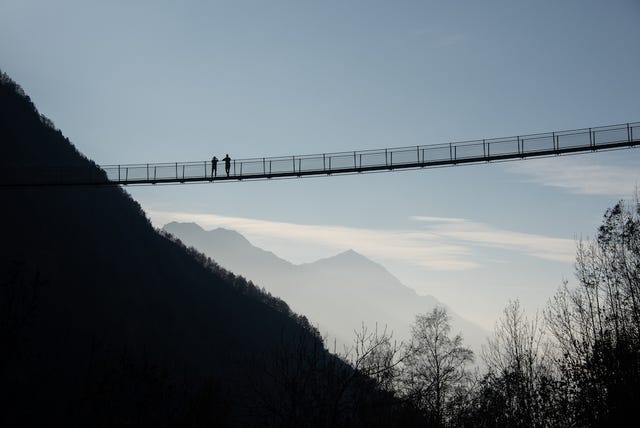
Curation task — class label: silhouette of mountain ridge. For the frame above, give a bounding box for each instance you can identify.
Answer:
[165,221,293,271]
[309,249,387,270]
[163,221,489,353]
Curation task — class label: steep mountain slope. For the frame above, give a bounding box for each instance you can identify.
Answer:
[163,222,489,353]
[0,73,413,427]
[165,221,293,275]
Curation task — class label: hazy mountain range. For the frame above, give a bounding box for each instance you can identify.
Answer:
[163,222,489,354]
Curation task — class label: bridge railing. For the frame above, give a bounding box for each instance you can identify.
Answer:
[98,122,639,183]
[5,122,636,186]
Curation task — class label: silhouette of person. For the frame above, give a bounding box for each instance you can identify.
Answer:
[211,156,218,178]
[223,154,231,176]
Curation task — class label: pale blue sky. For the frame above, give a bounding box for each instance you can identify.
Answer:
[2,0,639,329]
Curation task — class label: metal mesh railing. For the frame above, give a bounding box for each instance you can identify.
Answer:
[4,122,639,186]
[102,122,639,184]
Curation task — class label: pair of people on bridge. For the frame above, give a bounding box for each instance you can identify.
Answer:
[211,154,231,178]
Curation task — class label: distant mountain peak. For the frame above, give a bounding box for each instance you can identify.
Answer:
[164,222,251,244]
[160,222,489,354]
[311,248,384,271]
[335,249,368,261]
[329,249,378,264]
[209,227,252,245]
[164,221,204,232]
[339,249,359,256]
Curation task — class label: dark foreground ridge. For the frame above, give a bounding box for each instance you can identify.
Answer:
[0,73,423,426]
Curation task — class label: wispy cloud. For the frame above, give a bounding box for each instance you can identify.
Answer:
[411,216,466,223]
[507,157,640,196]
[150,210,476,270]
[412,216,575,263]
[149,210,575,271]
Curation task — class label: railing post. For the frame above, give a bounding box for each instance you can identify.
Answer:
[390,151,393,167]
[203,161,206,178]
[483,139,486,157]
[449,143,452,160]
[125,167,128,182]
[416,145,419,163]
[385,148,388,166]
[589,128,593,147]
[552,132,557,151]
[263,157,266,175]
[147,163,149,181]
[240,162,243,177]
[628,123,631,142]
[233,160,236,176]
[118,165,121,181]
[154,166,157,181]
[359,153,362,169]
[353,151,356,168]
[298,158,301,174]
[175,162,178,179]
[292,156,295,173]
[517,136,520,154]
[323,153,326,171]
[182,164,185,180]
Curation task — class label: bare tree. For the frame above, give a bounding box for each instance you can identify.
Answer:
[400,306,474,427]
[546,198,640,425]
[481,299,553,427]
[247,325,408,428]
[342,323,404,392]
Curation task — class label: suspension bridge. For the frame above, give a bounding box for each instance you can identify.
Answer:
[4,122,640,187]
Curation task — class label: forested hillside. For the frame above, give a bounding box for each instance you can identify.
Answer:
[0,72,417,427]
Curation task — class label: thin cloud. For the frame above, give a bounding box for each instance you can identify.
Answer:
[411,216,466,223]
[507,157,640,196]
[149,210,575,271]
[150,210,475,271]
[413,218,575,263]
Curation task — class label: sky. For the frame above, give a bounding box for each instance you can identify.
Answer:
[2,0,639,330]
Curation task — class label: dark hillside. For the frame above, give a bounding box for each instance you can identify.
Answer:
[0,73,419,427]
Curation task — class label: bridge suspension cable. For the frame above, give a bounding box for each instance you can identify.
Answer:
[3,122,639,187]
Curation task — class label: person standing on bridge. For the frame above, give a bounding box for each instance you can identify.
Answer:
[223,154,231,176]
[211,156,218,178]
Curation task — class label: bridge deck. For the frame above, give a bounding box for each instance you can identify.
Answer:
[4,122,640,187]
